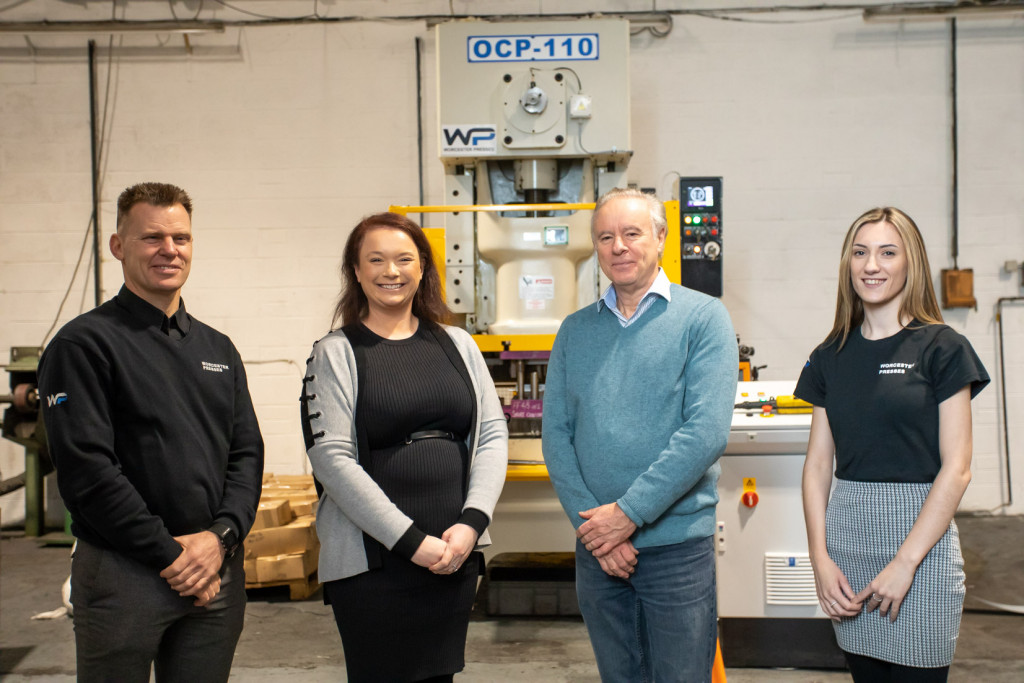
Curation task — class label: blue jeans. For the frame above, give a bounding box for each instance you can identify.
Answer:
[576,536,717,683]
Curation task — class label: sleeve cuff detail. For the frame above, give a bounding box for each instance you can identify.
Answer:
[391,524,426,560]
[458,508,490,537]
[617,498,644,528]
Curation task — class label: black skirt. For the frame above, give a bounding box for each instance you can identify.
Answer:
[325,323,482,682]
[324,551,481,682]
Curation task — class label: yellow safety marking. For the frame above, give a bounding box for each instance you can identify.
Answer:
[743,477,757,492]
[472,334,556,352]
[423,227,446,289]
[505,463,550,481]
[662,200,681,284]
[390,202,597,215]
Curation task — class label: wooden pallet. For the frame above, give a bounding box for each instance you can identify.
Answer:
[245,571,320,600]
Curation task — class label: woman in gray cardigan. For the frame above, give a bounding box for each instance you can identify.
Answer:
[301,212,507,683]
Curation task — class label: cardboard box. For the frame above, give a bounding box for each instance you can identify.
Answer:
[251,499,294,531]
[243,558,258,580]
[268,474,315,485]
[289,499,317,517]
[259,488,318,503]
[244,515,317,560]
[255,546,319,583]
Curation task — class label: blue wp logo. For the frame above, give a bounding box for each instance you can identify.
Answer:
[443,127,495,146]
[441,125,497,154]
[46,392,68,407]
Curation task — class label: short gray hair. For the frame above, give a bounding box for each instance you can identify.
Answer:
[116,182,193,233]
[591,187,667,239]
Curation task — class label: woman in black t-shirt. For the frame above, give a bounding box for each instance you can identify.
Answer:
[795,207,988,682]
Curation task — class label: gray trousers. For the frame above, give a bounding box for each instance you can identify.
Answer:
[71,539,246,683]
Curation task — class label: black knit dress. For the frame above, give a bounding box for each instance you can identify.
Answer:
[322,323,479,683]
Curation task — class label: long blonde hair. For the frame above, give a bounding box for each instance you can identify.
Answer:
[825,207,943,349]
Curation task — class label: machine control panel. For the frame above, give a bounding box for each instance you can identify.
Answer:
[679,176,723,298]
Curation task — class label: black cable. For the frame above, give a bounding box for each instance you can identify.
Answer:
[168,0,203,22]
[208,0,315,21]
[554,67,583,91]
[693,9,861,23]
[40,217,95,347]
[40,30,118,345]
[2,5,949,29]
[0,0,31,12]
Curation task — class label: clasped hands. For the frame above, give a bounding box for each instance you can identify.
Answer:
[578,502,638,580]
[412,523,479,575]
[815,554,917,623]
[159,531,225,607]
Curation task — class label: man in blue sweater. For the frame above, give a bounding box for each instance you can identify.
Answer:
[38,182,264,682]
[543,187,737,682]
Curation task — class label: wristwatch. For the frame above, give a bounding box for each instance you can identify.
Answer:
[208,522,239,558]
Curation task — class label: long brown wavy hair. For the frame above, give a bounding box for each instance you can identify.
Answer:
[825,207,943,349]
[332,212,451,329]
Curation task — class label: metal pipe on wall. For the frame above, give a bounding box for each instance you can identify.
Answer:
[415,36,425,227]
[950,18,959,270]
[88,40,102,307]
[996,297,1023,507]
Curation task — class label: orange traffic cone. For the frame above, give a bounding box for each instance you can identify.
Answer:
[712,637,727,683]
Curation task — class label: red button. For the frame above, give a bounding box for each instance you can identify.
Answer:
[711,229,718,236]
[711,215,719,223]
[741,491,759,508]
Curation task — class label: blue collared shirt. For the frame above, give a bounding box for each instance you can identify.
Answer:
[597,268,673,328]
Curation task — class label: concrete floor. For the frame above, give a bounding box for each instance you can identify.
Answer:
[1,514,1022,682]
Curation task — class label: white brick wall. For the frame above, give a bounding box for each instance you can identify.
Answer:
[1,5,1022,526]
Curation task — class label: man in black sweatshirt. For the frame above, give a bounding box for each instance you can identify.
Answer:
[38,182,264,682]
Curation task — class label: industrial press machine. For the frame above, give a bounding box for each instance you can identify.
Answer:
[389,22,838,665]
[394,18,643,558]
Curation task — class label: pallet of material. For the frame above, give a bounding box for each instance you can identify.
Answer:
[244,473,321,599]
[244,547,321,600]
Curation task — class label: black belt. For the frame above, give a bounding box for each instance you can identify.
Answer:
[404,430,456,445]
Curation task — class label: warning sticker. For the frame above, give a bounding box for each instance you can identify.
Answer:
[519,275,554,300]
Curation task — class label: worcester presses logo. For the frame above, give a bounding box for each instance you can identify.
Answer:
[202,361,230,373]
[879,362,915,375]
[46,392,68,407]
[441,124,497,155]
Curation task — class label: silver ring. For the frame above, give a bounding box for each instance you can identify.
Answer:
[829,600,838,607]
[871,594,883,602]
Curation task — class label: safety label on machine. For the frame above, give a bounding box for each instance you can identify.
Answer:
[519,275,554,300]
[467,33,600,62]
[508,399,543,419]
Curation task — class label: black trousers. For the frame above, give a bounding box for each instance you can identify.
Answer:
[71,539,246,683]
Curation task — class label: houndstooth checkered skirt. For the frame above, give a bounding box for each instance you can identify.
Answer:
[826,480,965,667]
